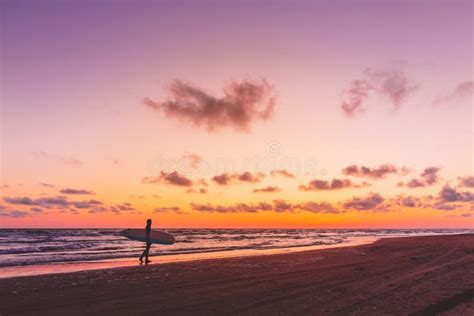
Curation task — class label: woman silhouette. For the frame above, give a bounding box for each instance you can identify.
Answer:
[139,219,152,264]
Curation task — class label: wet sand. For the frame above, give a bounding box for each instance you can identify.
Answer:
[0,236,377,279]
[1,234,473,315]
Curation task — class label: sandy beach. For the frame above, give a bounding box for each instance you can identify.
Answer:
[1,234,473,315]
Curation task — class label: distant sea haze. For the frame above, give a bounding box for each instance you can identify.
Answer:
[1,229,473,268]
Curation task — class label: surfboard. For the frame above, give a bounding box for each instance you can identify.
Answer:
[121,229,175,245]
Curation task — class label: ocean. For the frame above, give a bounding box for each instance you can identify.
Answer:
[1,228,472,270]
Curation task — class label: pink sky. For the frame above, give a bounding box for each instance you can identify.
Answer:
[0,0,473,228]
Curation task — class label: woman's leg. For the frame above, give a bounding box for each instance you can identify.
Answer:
[145,243,151,261]
[140,243,148,262]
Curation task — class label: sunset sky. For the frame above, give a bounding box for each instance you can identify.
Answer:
[1,0,473,228]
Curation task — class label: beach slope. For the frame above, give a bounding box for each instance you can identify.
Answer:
[1,234,473,315]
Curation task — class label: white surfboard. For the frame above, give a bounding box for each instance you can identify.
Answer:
[121,229,175,245]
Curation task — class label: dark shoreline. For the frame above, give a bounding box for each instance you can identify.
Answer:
[1,234,474,315]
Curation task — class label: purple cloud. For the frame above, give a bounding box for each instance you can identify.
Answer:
[3,195,104,211]
[272,200,297,213]
[343,193,385,211]
[340,79,372,117]
[211,173,233,185]
[433,80,474,106]
[297,202,340,214]
[2,194,145,216]
[111,202,141,215]
[39,182,55,188]
[3,196,70,208]
[211,172,265,185]
[438,185,474,203]
[395,195,421,208]
[191,202,262,213]
[0,210,29,218]
[238,172,264,183]
[270,169,296,178]
[186,188,208,194]
[433,202,459,211]
[190,200,342,214]
[71,199,103,209]
[398,167,441,188]
[180,153,203,169]
[342,164,409,179]
[60,188,94,195]
[365,68,418,109]
[253,186,281,193]
[144,79,276,132]
[299,178,369,191]
[142,171,193,187]
[458,176,474,188]
[154,207,188,215]
[340,67,418,117]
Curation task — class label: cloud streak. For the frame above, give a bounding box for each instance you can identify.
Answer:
[142,171,193,187]
[180,153,203,169]
[270,169,296,178]
[0,210,29,218]
[110,203,141,215]
[211,172,265,185]
[191,202,265,213]
[253,186,281,193]
[191,200,341,214]
[433,81,474,106]
[154,207,188,215]
[32,151,84,167]
[186,188,208,194]
[1,195,132,215]
[297,202,339,214]
[365,68,418,108]
[60,188,94,195]
[340,67,418,117]
[39,182,55,188]
[299,178,370,191]
[340,80,372,117]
